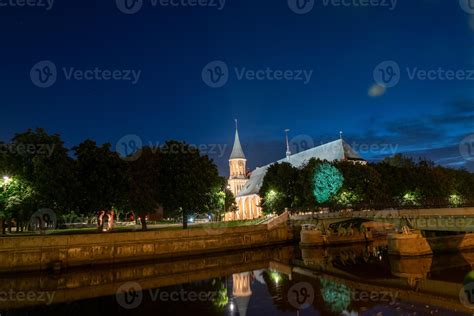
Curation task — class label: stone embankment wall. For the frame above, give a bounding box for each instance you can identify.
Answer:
[0,212,293,272]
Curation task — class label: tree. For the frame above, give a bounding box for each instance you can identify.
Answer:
[413,162,452,208]
[313,162,344,205]
[207,177,231,221]
[0,178,36,232]
[373,158,416,208]
[125,147,161,230]
[259,162,299,215]
[1,128,75,231]
[382,153,415,168]
[224,187,237,216]
[156,141,221,229]
[73,140,128,230]
[295,158,322,211]
[333,162,387,210]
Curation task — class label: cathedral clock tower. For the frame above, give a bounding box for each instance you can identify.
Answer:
[228,120,248,197]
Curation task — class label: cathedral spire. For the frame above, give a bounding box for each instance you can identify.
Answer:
[285,129,291,160]
[230,119,245,159]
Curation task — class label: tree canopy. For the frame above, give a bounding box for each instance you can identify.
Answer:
[259,156,474,213]
[0,130,224,233]
[260,162,299,215]
[156,141,222,229]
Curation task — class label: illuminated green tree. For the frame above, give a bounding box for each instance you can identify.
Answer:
[0,177,36,233]
[320,278,351,313]
[259,162,299,214]
[313,163,344,204]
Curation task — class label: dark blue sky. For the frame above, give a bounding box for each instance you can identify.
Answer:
[0,0,473,174]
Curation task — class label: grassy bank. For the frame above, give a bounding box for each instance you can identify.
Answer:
[0,218,267,237]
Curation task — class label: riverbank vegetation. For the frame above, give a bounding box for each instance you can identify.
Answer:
[0,128,236,234]
[260,154,474,214]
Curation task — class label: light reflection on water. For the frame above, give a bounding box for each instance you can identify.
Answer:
[2,241,474,316]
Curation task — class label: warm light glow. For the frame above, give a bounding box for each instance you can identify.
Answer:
[264,190,277,205]
[402,191,420,206]
[2,176,11,185]
[449,194,464,207]
[267,190,277,200]
[269,270,282,284]
[334,191,360,208]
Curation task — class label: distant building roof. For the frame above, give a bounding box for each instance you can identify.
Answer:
[237,139,364,197]
[230,129,246,159]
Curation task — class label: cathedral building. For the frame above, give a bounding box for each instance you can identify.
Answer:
[227,127,248,197]
[224,124,365,221]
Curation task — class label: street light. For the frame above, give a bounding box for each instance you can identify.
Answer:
[1,176,11,193]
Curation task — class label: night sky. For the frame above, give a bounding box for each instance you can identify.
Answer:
[1,0,473,174]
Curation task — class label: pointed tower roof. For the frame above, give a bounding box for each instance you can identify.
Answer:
[230,120,245,159]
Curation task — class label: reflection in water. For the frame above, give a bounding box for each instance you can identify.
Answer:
[232,272,252,316]
[2,242,474,315]
[320,278,351,314]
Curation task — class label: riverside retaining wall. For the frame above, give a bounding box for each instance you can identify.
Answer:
[0,215,294,273]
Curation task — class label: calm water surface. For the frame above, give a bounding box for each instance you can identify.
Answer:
[3,241,474,316]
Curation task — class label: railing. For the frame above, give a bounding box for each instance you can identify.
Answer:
[267,211,289,230]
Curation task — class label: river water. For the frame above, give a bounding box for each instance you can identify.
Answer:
[3,241,474,315]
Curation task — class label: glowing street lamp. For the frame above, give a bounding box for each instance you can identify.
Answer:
[1,176,11,192]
